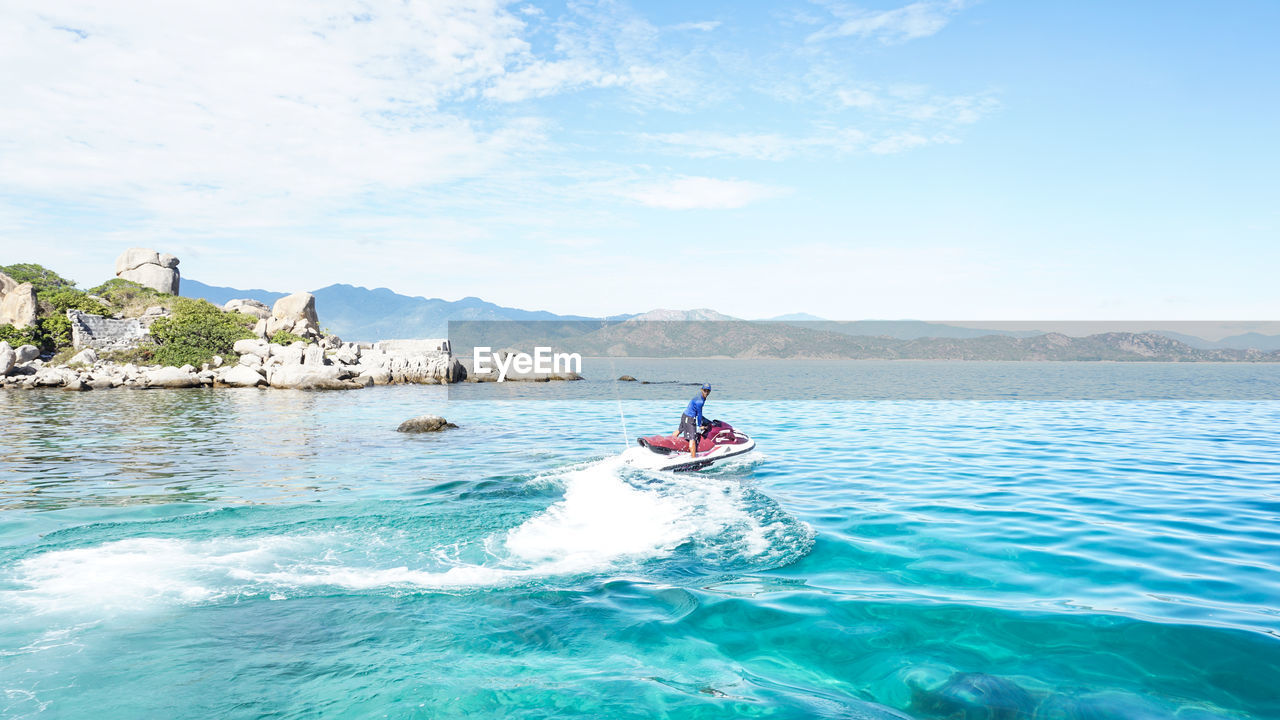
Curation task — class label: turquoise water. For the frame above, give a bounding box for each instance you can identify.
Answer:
[2,362,1279,719]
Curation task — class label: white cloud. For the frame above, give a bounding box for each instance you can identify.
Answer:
[643,129,867,160]
[671,21,722,32]
[483,61,667,102]
[809,0,969,44]
[624,176,789,210]
[0,0,547,227]
[869,132,947,154]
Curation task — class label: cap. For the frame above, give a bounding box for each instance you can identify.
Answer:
[701,383,712,391]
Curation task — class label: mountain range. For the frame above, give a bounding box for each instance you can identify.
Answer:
[183,279,604,340]
[181,279,1280,355]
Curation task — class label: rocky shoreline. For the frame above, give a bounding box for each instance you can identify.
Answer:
[0,336,466,391]
[1,247,589,391]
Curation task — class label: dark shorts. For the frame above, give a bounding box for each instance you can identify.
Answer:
[678,414,701,441]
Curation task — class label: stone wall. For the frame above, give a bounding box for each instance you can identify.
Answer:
[373,338,451,355]
[68,310,151,350]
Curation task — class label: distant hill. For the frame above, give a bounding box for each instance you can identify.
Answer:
[183,279,598,340]
[631,308,738,322]
[785,320,1043,340]
[550,323,1280,361]
[760,312,825,322]
[182,279,287,307]
[310,284,599,340]
[180,278,1280,358]
[1149,329,1280,352]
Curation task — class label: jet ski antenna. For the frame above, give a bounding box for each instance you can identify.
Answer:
[608,358,631,449]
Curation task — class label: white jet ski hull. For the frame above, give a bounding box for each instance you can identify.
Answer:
[621,434,756,472]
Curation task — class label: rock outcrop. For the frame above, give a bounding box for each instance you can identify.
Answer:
[115,248,180,294]
[0,341,14,376]
[0,282,38,328]
[143,366,201,388]
[397,415,457,433]
[267,292,321,340]
[268,364,352,390]
[220,365,266,387]
[224,299,271,319]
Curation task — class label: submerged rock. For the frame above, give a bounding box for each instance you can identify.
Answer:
[618,375,637,381]
[397,415,458,433]
[911,671,1036,720]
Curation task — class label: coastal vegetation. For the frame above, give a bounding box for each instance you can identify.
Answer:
[0,261,254,366]
[0,263,98,351]
[269,329,309,346]
[149,297,257,368]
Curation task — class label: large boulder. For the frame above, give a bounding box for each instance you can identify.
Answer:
[121,263,179,295]
[268,364,354,390]
[0,282,38,328]
[333,344,360,365]
[397,415,457,433]
[272,343,305,365]
[303,344,325,366]
[272,292,318,324]
[114,247,179,294]
[0,271,17,299]
[358,367,392,385]
[69,348,98,366]
[233,338,269,358]
[115,248,160,274]
[14,344,39,363]
[143,366,201,388]
[35,367,78,387]
[0,341,14,376]
[270,292,320,338]
[220,365,266,387]
[224,298,271,319]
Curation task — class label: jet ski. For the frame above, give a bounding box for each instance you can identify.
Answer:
[622,419,756,472]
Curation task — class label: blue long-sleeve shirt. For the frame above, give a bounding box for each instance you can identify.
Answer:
[684,394,707,425]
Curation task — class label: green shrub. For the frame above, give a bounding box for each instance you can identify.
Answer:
[149,297,255,367]
[0,263,74,289]
[87,278,168,316]
[0,323,41,348]
[44,287,110,317]
[269,330,308,346]
[39,315,72,351]
[49,347,79,366]
[100,347,156,365]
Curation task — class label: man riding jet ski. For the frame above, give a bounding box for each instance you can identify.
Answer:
[623,383,756,472]
[672,383,713,457]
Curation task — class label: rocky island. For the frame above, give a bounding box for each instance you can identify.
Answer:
[0,249,468,391]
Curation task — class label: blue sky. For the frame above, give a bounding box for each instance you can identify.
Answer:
[1,0,1277,319]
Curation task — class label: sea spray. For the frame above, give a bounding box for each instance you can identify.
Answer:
[3,458,812,616]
